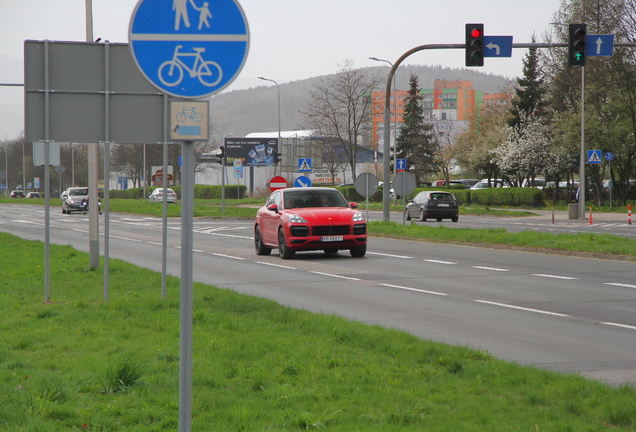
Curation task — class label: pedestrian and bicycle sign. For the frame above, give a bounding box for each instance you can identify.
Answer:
[129,0,250,98]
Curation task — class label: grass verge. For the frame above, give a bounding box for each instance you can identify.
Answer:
[1,232,636,431]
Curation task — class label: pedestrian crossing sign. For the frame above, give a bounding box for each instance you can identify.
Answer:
[587,150,602,164]
[298,158,312,172]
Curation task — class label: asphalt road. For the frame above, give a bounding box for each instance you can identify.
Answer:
[1,203,635,388]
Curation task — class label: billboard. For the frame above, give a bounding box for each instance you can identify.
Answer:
[224,137,278,167]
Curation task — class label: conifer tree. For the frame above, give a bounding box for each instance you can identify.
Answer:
[395,74,437,184]
[508,35,546,127]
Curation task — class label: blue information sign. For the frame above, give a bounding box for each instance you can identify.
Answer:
[587,150,602,164]
[586,35,614,56]
[294,176,312,188]
[129,0,249,98]
[396,159,407,171]
[605,152,614,161]
[484,36,513,57]
[298,158,312,172]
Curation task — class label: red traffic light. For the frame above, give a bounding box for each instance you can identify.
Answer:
[465,23,484,67]
[471,28,482,38]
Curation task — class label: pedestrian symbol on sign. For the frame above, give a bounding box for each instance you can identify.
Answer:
[298,158,312,172]
[587,150,602,164]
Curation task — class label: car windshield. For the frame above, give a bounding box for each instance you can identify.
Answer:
[284,190,349,209]
[430,193,454,201]
[69,188,88,196]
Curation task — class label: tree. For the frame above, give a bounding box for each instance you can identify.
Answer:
[395,74,437,185]
[508,34,547,127]
[302,60,382,179]
[492,112,555,186]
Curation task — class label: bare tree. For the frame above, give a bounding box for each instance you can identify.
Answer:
[302,60,382,179]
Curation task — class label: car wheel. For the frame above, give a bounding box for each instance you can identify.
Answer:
[324,248,338,254]
[404,209,411,221]
[278,228,295,259]
[350,244,366,258]
[436,218,442,222]
[452,215,459,222]
[419,209,427,222]
[62,206,66,214]
[254,226,272,256]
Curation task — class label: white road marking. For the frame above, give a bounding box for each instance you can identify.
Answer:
[380,283,447,296]
[210,253,244,260]
[532,274,577,280]
[600,322,636,331]
[309,271,361,281]
[475,300,569,317]
[423,259,457,265]
[604,283,636,289]
[256,262,296,270]
[472,266,510,272]
[366,251,413,259]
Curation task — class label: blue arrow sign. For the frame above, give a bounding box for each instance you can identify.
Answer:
[586,35,614,56]
[484,36,513,57]
[294,176,312,188]
[587,150,602,164]
[129,0,250,98]
[396,159,407,171]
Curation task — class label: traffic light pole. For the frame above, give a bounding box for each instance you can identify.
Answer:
[380,40,636,222]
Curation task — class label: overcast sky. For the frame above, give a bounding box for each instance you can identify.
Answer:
[0,0,563,140]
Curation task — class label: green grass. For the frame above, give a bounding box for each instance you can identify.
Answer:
[369,221,636,259]
[1,232,636,431]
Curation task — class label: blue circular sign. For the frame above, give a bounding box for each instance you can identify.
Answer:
[294,176,312,188]
[605,152,614,161]
[129,0,249,99]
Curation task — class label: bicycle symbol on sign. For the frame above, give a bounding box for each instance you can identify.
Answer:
[176,106,203,123]
[158,45,223,87]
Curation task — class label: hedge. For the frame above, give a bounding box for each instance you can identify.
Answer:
[109,185,247,200]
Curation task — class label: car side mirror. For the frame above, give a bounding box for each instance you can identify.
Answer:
[349,202,358,209]
[267,204,279,213]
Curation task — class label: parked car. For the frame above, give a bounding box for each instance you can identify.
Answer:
[60,187,100,214]
[458,179,480,187]
[148,188,178,203]
[404,191,459,222]
[10,190,25,197]
[254,187,367,259]
[521,178,546,189]
[470,181,492,190]
[26,192,42,198]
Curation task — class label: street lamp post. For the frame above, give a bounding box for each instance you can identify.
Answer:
[369,57,398,179]
[258,77,281,176]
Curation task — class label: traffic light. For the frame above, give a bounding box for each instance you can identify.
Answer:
[272,150,282,164]
[465,24,484,67]
[568,23,587,67]
[196,146,224,164]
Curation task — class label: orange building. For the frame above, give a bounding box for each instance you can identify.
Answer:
[370,79,508,151]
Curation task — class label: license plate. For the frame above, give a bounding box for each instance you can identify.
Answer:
[321,235,343,242]
[438,203,449,207]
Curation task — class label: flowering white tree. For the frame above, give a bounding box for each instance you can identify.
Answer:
[492,112,556,186]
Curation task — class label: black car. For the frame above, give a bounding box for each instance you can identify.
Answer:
[404,191,459,222]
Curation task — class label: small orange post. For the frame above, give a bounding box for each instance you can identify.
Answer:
[589,207,593,225]
[629,204,632,225]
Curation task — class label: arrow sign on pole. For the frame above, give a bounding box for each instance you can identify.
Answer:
[586,35,614,56]
[483,36,513,57]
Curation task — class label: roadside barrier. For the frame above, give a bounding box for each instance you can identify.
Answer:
[629,204,632,225]
[589,207,593,225]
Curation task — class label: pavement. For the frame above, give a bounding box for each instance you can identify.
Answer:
[505,208,634,224]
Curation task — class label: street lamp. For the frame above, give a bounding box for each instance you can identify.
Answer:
[258,76,281,176]
[369,57,398,178]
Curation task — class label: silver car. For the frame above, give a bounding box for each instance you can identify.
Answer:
[148,188,178,203]
[60,187,89,214]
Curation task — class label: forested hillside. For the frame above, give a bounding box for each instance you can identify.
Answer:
[207,64,511,139]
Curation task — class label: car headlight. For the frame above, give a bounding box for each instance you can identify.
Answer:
[352,212,365,222]
[287,214,307,223]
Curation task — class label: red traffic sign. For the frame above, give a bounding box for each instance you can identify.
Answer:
[269,176,287,191]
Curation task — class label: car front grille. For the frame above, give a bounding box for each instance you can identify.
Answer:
[312,226,350,236]
[353,224,366,235]
[290,226,310,237]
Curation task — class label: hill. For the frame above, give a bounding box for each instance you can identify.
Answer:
[207,64,512,139]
